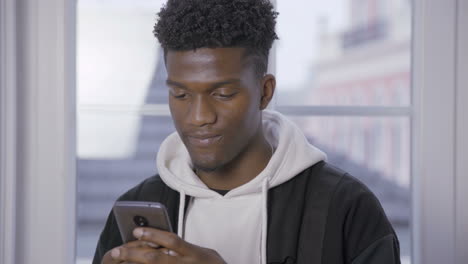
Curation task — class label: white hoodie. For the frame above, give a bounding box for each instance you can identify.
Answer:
[156,110,326,264]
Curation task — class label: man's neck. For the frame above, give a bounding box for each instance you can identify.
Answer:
[195,135,273,191]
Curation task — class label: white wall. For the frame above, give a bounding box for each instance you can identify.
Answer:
[455,1,468,262]
[0,0,17,263]
[1,0,77,263]
[412,0,467,263]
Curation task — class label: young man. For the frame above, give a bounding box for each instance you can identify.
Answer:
[94,0,401,263]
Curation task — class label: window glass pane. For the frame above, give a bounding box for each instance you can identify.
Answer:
[77,114,175,261]
[275,0,411,106]
[77,1,170,262]
[77,0,168,107]
[76,1,413,263]
[288,115,411,263]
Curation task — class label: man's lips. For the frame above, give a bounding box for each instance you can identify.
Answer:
[186,135,222,147]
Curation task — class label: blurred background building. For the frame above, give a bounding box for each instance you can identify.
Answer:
[308,0,411,187]
[76,0,412,263]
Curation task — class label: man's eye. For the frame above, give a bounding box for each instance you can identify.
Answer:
[172,93,188,99]
[213,93,236,99]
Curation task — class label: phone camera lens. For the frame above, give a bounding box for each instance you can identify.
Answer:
[133,215,148,227]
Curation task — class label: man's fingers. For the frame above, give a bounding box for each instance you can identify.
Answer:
[118,239,160,249]
[133,227,192,255]
[128,240,160,249]
[103,241,160,264]
[101,250,121,264]
[111,246,174,263]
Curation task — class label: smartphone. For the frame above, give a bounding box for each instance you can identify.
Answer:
[113,201,173,243]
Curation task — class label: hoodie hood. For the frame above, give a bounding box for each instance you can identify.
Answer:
[157,109,326,197]
[156,110,326,264]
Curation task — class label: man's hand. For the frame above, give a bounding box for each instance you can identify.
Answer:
[101,227,226,264]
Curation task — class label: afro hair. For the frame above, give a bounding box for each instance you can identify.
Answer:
[153,0,279,76]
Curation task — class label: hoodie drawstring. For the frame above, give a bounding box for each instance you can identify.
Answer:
[261,178,269,264]
[177,190,186,238]
[177,181,269,264]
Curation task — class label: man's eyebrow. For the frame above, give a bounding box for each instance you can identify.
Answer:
[166,79,187,89]
[166,78,241,89]
[211,79,241,88]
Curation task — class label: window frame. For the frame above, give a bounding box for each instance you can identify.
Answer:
[0,0,17,263]
[0,0,77,263]
[455,2,468,262]
[411,0,468,263]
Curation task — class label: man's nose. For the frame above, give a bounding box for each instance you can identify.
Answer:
[188,95,217,126]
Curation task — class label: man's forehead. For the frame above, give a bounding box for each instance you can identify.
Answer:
[166,48,247,67]
[165,47,251,81]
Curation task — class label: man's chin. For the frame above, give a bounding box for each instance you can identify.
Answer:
[190,152,231,173]
[192,162,219,173]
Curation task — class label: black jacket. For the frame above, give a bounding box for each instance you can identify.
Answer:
[93,161,400,264]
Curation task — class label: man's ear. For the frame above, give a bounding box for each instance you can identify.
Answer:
[260,74,276,110]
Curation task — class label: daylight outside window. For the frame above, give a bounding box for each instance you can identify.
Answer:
[76,0,412,263]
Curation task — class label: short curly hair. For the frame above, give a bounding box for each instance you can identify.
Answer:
[153,0,278,77]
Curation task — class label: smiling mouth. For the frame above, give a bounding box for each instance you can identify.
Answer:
[187,135,222,147]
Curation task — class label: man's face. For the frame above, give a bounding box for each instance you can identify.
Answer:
[166,48,265,172]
